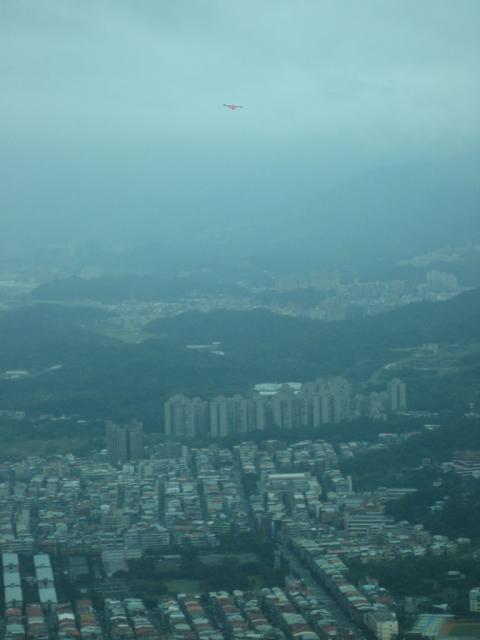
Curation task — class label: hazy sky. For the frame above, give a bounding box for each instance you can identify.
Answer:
[1,0,479,250]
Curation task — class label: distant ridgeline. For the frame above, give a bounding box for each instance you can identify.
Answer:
[164,377,406,439]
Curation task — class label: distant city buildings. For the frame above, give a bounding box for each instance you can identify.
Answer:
[106,420,144,465]
[164,377,406,439]
[426,269,459,293]
[443,450,480,479]
[274,270,341,292]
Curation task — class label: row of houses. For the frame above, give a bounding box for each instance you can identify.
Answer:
[75,599,103,640]
[290,541,398,640]
[26,603,49,640]
[104,599,157,640]
[4,606,25,640]
[177,593,222,640]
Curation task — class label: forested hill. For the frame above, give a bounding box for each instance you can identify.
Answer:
[0,288,479,420]
[0,303,114,370]
[31,274,246,303]
[147,287,480,350]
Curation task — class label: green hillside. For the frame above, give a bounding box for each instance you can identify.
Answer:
[0,289,479,421]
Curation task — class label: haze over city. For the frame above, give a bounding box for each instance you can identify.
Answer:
[1,0,479,254]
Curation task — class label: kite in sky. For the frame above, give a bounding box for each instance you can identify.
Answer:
[223,103,243,111]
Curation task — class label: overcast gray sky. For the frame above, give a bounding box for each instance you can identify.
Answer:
[1,0,479,250]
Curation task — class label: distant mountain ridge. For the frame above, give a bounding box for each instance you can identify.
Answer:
[31,274,246,304]
[220,156,480,272]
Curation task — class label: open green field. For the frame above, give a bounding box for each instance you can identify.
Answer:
[166,579,202,594]
[249,575,264,590]
[165,574,264,595]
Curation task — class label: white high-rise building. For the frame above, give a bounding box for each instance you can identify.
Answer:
[388,378,407,412]
[365,610,399,640]
[209,394,254,437]
[469,587,480,612]
[164,375,353,439]
[271,385,298,429]
[106,420,143,464]
[164,395,208,438]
